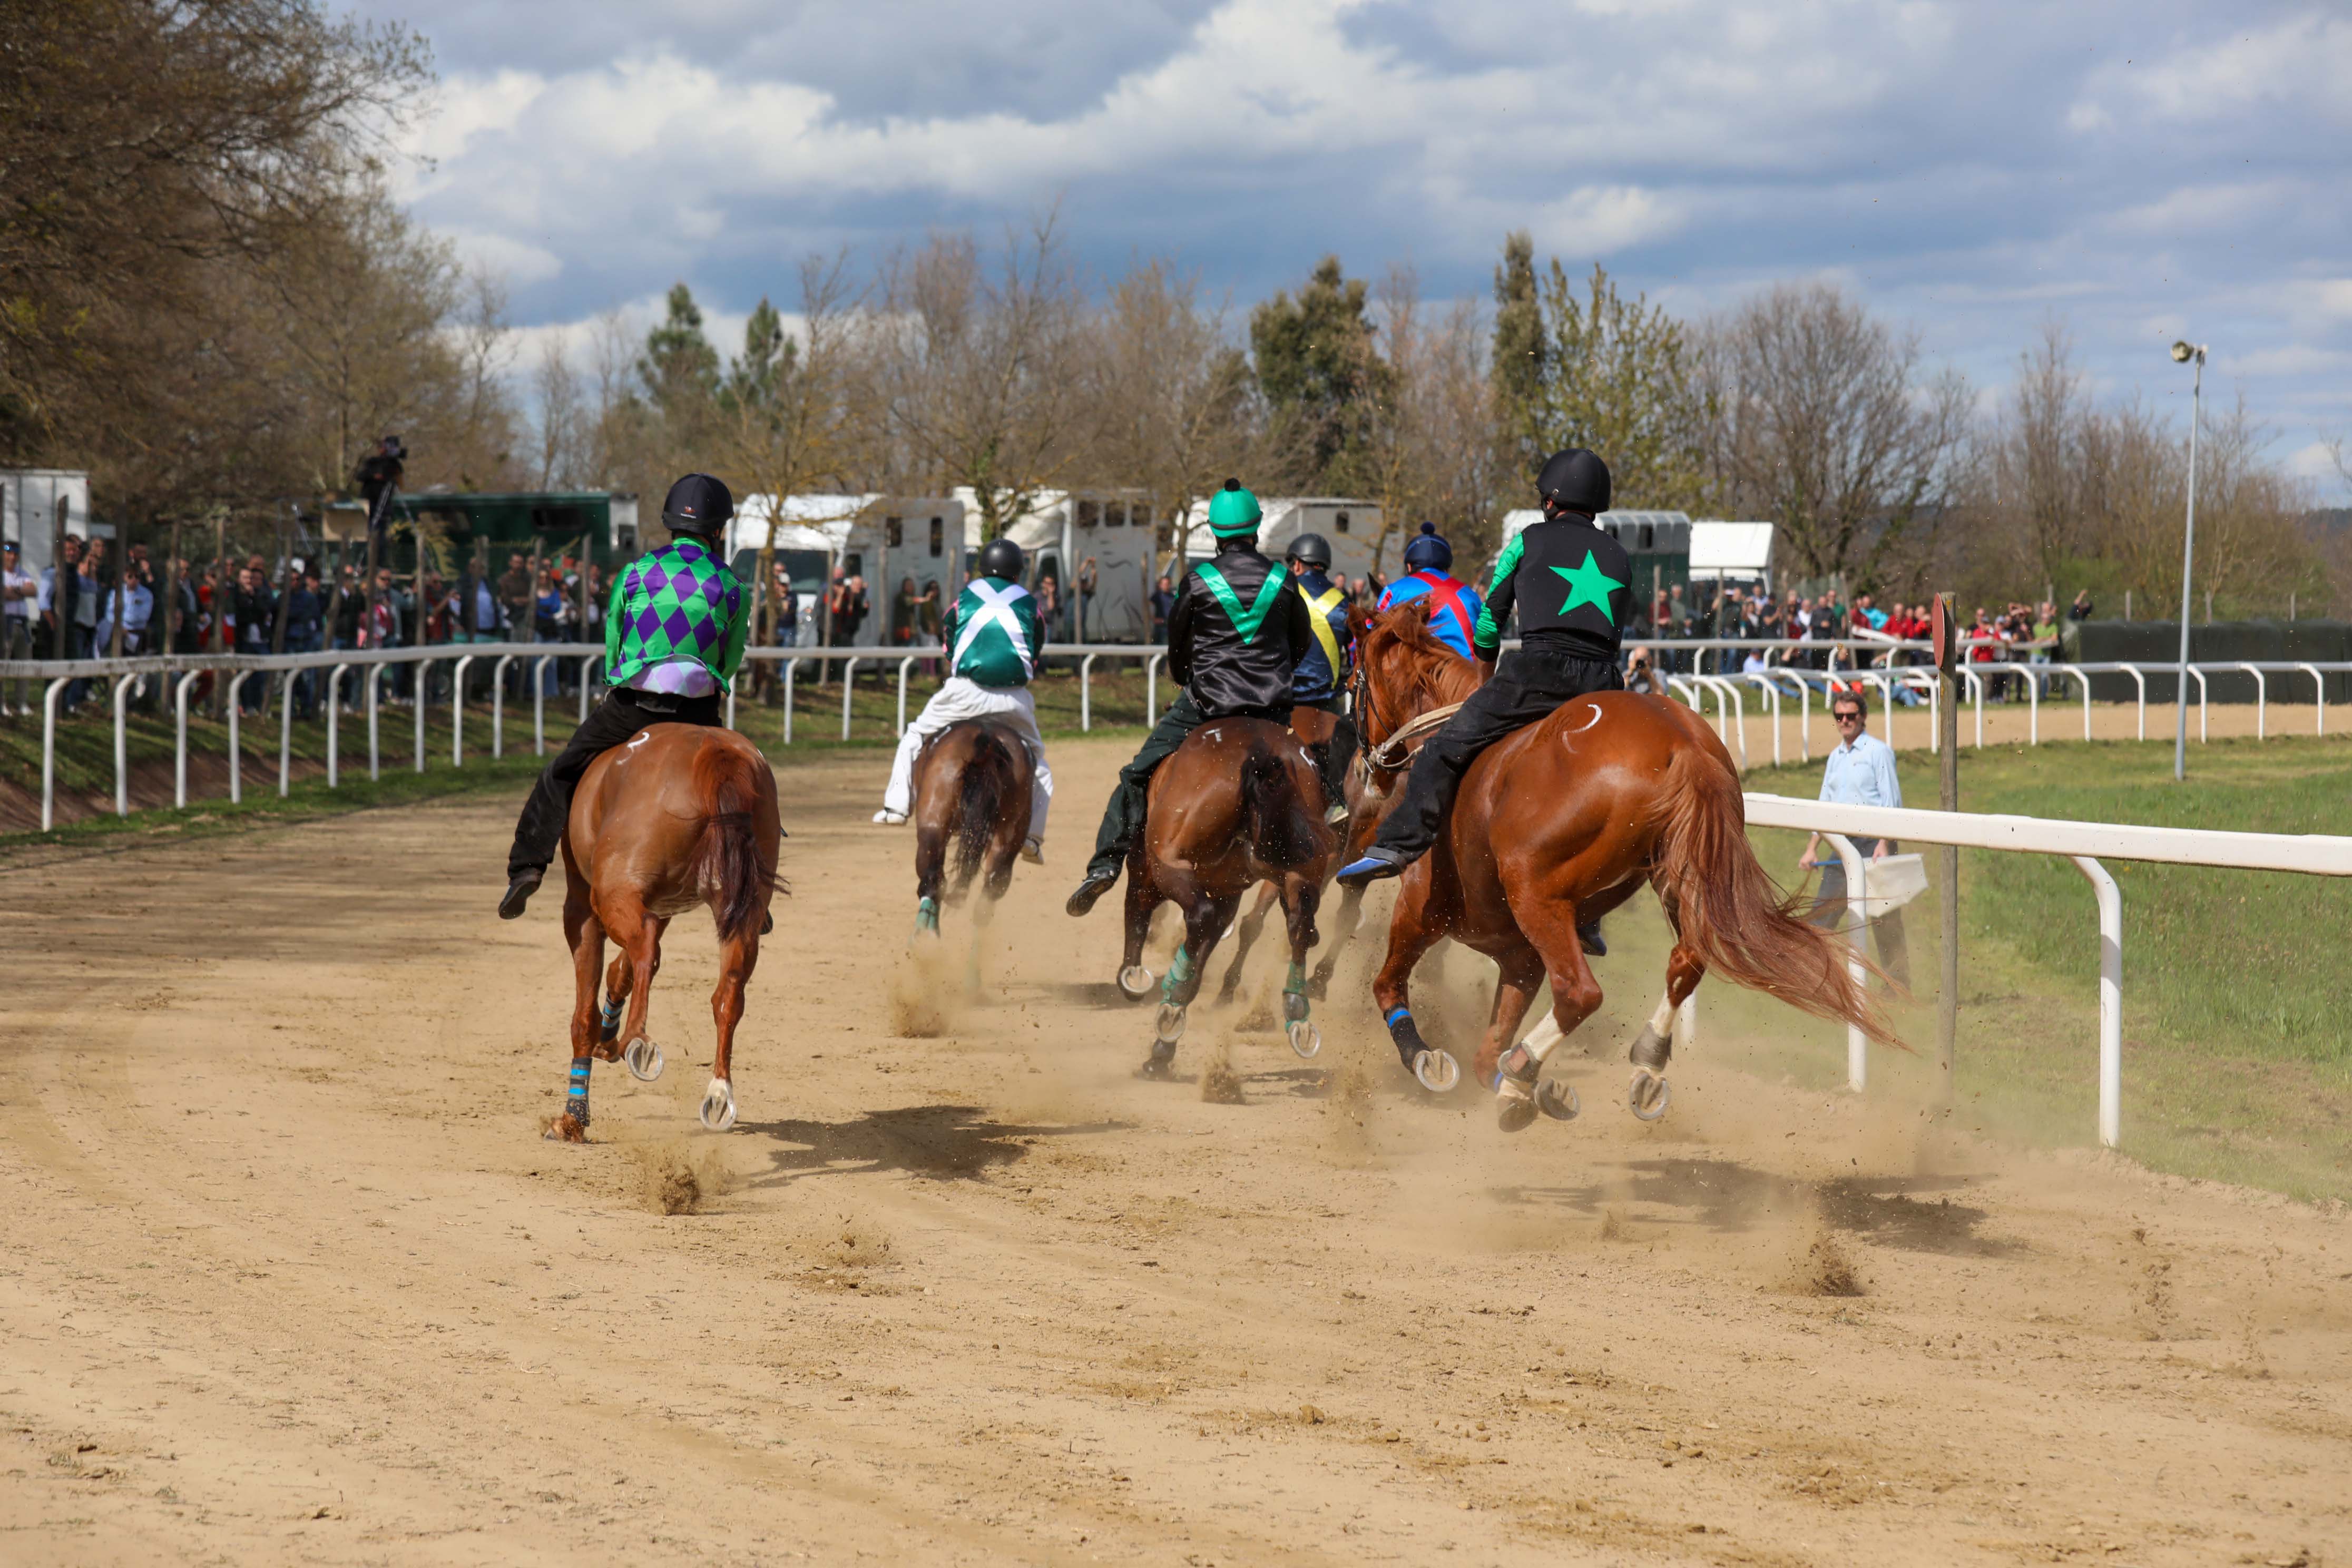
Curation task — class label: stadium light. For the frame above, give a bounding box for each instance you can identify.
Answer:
[2170,341,2206,783]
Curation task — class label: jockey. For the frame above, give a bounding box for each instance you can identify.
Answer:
[872,536,1051,863]
[1338,448,1628,955]
[1065,479,1311,917]
[499,473,748,918]
[1376,523,1484,660]
[1283,531,1356,826]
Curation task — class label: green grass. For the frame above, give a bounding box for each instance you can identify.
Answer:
[1638,733,2352,1203]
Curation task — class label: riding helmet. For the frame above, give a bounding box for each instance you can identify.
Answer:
[661,472,734,541]
[976,536,1025,582]
[1401,521,1451,572]
[1207,478,1262,538]
[1285,532,1332,571]
[1536,448,1611,517]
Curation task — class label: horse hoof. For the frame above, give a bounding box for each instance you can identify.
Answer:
[1116,965,1156,1001]
[1286,1020,1321,1060]
[1628,1070,1671,1122]
[624,1036,665,1082]
[1136,1043,1178,1081]
[1538,1079,1581,1122]
[543,1112,587,1142]
[699,1078,738,1132]
[1306,974,1329,1002]
[1282,990,1310,1024]
[1154,1003,1187,1046]
[1413,1050,1461,1094]
[1497,1095,1537,1134]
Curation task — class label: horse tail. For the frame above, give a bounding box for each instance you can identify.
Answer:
[950,728,1012,891]
[1651,744,1899,1047]
[1239,741,1317,870]
[692,741,777,944]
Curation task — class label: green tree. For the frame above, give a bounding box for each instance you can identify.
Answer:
[1529,260,1712,514]
[1489,230,1545,480]
[640,282,720,429]
[1249,256,1390,493]
[722,296,797,418]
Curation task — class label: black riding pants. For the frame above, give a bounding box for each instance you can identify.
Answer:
[1296,694,1357,812]
[1370,647,1622,863]
[1085,692,1293,880]
[507,686,723,876]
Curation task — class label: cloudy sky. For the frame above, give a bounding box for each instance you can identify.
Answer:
[382,0,2352,484]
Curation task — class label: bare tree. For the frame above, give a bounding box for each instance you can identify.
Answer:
[1363,265,1508,573]
[531,338,585,489]
[1704,281,1971,586]
[881,214,1094,539]
[1087,257,1258,572]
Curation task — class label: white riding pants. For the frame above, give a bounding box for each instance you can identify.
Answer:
[882,677,1052,840]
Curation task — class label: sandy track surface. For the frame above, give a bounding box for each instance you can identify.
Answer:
[1,737,2345,1566]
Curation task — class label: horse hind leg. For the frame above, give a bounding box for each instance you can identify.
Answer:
[1213,881,1280,1005]
[701,929,758,1132]
[1277,873,1323,1060]
[1142,892,1236,1079]
[1306,882,1365,1001]
[548,893,606,1142]
[1371,870,1454,1091]
[912,820,948,940]
[1480,947,1554,1133]
[1114,859,1162,1002]
[1503,900,1609,1121]
[1610,942,1702,1122]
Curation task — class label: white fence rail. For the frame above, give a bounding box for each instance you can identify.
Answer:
[1739,794,2352,1150]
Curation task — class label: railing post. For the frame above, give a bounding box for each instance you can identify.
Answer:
[327,664,350,787]
[41,677,67,832]
[2296,662,2324,735]
[278,663,293,798]
[896,656,916,736]
[492,654,515,758]
[2025,667,2040,744]
[367,663,386,781]
[1080,652,1098,732]
[451,655,475,766]
[579,654,596,723]
[112,672,136,816]
[2238,662,2265,740]
[1822,832,1869,1092]
[783,656,796,744]
[1802,671,1814,762]
[841,656,860,740]
[533,655,552,756]
[174,671,202,809]
[225,672,249,804]
[1965,667,1984,748]
[725,680,737,732]
[2122,665,2146,741]
[2072,855,2122,1149]
[413,655,428,773]
[2188,667,2208,743]
[1145,652,1163,726]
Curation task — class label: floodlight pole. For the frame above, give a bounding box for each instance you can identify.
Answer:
[2172,345,2204,783]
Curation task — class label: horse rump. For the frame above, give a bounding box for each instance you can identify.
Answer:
[1650,745,1899,1047]
[690,740,781,943]
[1238,739,1320,872]
[950,724,1020,893]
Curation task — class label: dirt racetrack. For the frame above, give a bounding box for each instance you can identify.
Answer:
[2,735,2347,1566]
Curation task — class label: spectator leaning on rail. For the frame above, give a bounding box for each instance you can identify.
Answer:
[1797,689,1910,988]
[498,474,748,920]
[1374,522,1485,660]
[870,535,1051,864]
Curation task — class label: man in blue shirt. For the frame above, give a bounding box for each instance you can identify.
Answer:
[1799,689,1909,987]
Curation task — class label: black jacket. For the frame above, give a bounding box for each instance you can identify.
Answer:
[1168,544,1312,716]
[1474,514,1633,663]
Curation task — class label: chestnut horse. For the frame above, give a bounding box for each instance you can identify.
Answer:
[547,725,781,1141]
[1116,718,1337,1077]
[1355,604,1891,1130]
[909,718,1031,949]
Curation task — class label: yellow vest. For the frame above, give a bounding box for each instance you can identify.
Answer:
[1300,582,1345,679]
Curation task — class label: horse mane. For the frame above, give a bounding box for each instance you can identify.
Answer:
[1365,600,1479,717]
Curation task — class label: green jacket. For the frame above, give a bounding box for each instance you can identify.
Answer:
[603,539,749,692]
[944,576,1043,687]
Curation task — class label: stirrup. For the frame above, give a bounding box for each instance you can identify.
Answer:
[872,808,907,825]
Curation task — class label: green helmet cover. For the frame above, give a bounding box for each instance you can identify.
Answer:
[1207,479,1262,538]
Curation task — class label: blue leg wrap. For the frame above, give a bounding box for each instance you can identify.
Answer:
[565,1056,592,1125]
[598,997,622,1043]
[1384,1007,1426,1069]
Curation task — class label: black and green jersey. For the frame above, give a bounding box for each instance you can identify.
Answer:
[1471,517,1631,662]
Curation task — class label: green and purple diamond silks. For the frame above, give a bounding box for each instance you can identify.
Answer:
[602,538,750,693]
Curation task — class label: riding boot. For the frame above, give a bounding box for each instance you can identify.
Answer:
[499,867,543,919]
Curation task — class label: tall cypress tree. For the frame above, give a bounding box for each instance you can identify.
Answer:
[1491,231,1545,482]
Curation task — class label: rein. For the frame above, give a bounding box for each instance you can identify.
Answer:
[1353,655,1466,773]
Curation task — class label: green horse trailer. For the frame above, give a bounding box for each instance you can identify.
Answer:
[318,491,642,581]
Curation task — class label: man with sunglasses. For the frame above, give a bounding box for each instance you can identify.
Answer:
[1798,689,1910,986]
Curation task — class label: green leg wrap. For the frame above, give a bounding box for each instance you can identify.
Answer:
[1161,944,1194,1002]
[915,896,940,935]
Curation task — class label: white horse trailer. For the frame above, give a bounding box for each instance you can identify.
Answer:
[730,493,966,649]
[2,469,92,577]
[961,488,1162,644]
[1179,497,1387,583]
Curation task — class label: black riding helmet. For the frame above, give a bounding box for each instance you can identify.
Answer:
[1284,532,1332,571]
[976,536,1025,581]
[661,472,733,541]
[1536,448,1611,517]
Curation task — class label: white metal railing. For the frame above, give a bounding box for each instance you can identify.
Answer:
[1739,793,2352,1149]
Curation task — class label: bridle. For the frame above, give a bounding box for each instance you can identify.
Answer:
[1351,643,1464,775]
